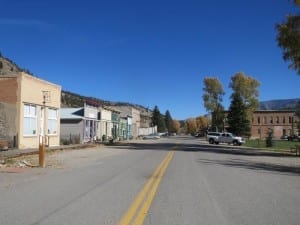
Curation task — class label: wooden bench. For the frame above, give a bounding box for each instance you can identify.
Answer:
[290,145,300,156]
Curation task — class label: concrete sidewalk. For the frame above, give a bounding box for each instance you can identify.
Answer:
[0,144,97,160]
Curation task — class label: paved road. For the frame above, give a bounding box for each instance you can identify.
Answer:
[0,136,299,225]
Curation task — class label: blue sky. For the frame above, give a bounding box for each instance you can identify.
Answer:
[0,0,299,120]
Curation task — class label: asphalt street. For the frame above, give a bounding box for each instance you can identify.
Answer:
[0,136,299,225]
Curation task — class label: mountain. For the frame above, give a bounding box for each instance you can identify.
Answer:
[0,53,149,111]
[61,90,149,111]
[1,53,299,114]
[259,98,300,110]
[0,53,35,76]
[0,54,22,76]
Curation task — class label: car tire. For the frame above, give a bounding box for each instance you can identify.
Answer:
[209,139,214,144]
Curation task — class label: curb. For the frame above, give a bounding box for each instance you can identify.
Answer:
[0,143,98,160]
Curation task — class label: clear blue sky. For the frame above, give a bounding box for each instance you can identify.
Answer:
[1,0,299,120]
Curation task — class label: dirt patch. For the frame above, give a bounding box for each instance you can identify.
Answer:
[2,151,63,168]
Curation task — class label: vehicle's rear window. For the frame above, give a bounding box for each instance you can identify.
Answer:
[208,132,220,136]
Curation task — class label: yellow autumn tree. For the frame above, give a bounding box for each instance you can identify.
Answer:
[185,118,197,135]
[196,116,209,130]
[171,120,180,133]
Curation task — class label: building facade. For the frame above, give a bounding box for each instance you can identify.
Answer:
[60,108,84,144]
[98,106,113,141]
[251,110,299,139]
[114,106,141,138]
[83,101,98,143]
[0,72,61,149]
[140,108,152,128]
[60,101,99,144]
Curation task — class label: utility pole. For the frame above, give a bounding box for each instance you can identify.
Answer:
[39,91,50,167]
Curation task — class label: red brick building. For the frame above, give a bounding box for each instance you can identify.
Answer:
[251,110,299,139]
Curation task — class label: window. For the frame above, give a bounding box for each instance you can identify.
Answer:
[270,116,273,124]
[85,120,91,138]
[48,108,58,135]
[276,116,279,124]
[257,116,260,124]
[23,104,37,135]
[283,116,285,124]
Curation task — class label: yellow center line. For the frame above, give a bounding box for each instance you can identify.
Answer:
[133,151,174,225]
[118,150,175,225]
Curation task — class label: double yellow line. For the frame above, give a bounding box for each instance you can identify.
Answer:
[118,151,174,225]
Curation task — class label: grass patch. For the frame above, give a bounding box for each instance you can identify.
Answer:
[245,139,299,151]
[4,158,17,165]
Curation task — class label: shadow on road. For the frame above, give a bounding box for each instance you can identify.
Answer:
[110,140,300,175]
[111,141,293,158]
[197,158,300,175]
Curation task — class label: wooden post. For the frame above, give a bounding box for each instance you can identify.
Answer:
[39,139,45,168]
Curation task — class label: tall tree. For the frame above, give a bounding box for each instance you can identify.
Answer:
[202,77,225,131]
[227,93,251,136]
[196,116,210,135]
[211,103,225,132]
[196,116,209,131]
[165,110,173,133]
[229,72,260,122]
[276,0,300,75]
[151,105,166,132]
[171,120,180,134]
[185,118,197,135]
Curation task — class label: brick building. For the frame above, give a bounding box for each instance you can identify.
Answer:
[0,72,61,149]
[251,110,299,139]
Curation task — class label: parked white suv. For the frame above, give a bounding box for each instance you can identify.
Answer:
[206,132,245,145]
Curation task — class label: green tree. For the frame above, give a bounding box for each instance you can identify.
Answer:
[151,105,166,132]
[202,77,225,131]
[227,93,251,136]
[229,72,260,124]
[276,0,300,74]
[211,103,225,132]
[165,110,173,134]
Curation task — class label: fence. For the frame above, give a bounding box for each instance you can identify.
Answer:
[138,126,157,136]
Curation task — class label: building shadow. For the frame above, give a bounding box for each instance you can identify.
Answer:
[196,158,300,176]
[110,141,294,158]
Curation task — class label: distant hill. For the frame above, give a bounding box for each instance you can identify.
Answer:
[0,54,22,76]
[259,99,300,110]
[1,53,299,114]
[0,53,149,111]
[61,90,149,111]
[0,53,35,76]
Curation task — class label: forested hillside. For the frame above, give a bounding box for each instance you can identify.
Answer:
[259,99,300,110]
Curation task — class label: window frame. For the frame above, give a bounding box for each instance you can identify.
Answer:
[47,108,58,135]
[23,104,37,136]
